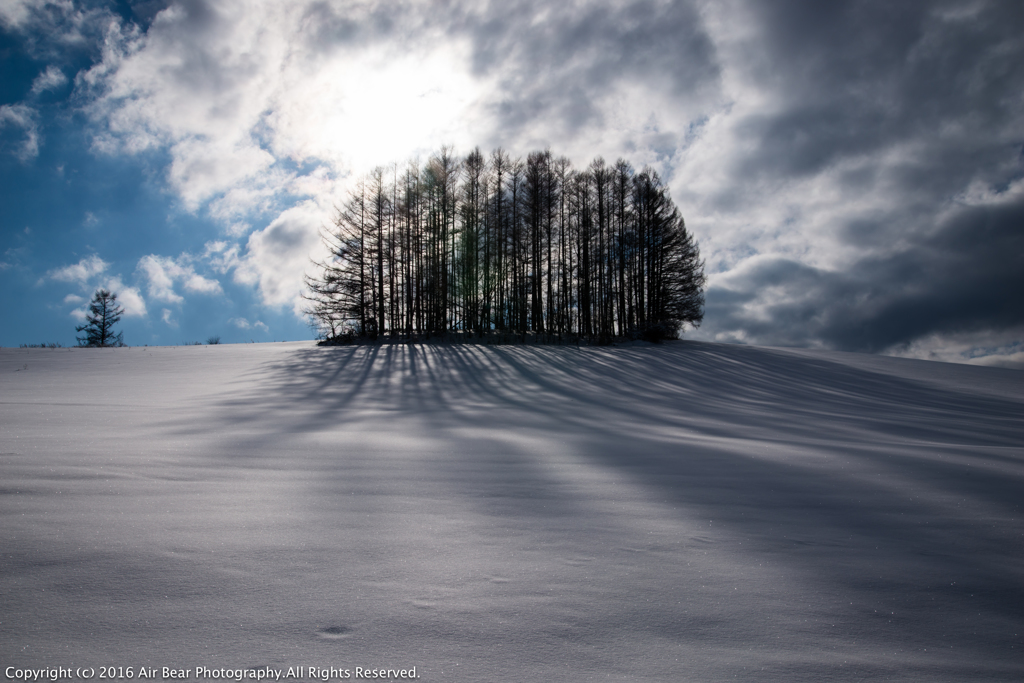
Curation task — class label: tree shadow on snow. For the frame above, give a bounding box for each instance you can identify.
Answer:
[177,341,1024,673]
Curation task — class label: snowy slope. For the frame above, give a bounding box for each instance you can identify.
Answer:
[1,341,1022,682]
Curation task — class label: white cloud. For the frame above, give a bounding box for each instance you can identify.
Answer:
[67,276,146,321]
[137,253,223,304]
[183,271,222,295]
[971,351,1024,370]
[101,276,146,318]
[0,0,34,28]
[47,254,109,283]
[885,329,1024,370]
[161,308,177,327]
[167,137,277,211]
[0,0,117,59]
[230,317,269,332]
[77,1,487,227]
[137,254,182,303]
[48,255,147,318]
[234,201,323,313]
[0,103,40,161]
[81,2,293,208]
[30,65,68,94]
[203,240,243,274]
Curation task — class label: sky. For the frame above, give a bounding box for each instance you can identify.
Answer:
[1,0,1022,365]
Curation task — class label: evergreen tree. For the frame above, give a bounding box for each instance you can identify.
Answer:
[76,289,125,347]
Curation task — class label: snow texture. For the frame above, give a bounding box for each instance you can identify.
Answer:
[1,341,1022,681]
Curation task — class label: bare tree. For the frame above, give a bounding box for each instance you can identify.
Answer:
[306,147,705,343]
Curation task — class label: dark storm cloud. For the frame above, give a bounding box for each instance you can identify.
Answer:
[705,194,1024,354]
[695,0,1024,356]
[736,1,1024,187]
[450,0,721,138]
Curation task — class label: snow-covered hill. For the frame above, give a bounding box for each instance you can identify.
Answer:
[2,341,1022,681]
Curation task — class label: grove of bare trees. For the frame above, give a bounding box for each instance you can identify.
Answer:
[305,148,705,343]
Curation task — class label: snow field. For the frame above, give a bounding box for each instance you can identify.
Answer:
[1,341,1022,681]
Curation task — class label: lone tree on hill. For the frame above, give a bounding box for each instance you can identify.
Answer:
[76,289,125,347]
